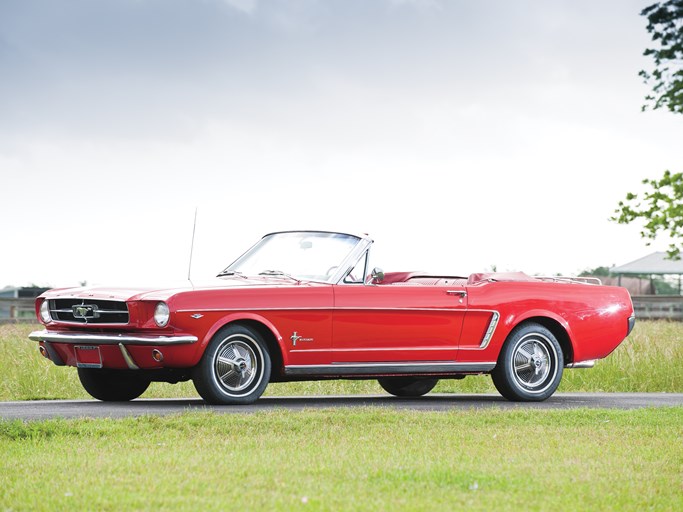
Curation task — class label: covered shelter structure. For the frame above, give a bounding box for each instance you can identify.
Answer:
[610,252,683,295]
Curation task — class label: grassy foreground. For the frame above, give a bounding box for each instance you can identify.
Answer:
[1,407,682,511]
[2,323,682,511]
[1,320,681,401]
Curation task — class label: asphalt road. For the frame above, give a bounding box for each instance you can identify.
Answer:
[1,393,682,421]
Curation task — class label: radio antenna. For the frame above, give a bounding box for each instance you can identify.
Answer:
[188,208,198,289]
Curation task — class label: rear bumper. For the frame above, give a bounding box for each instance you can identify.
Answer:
[627,315,636,336]
[29,330,198,346]
[565,359,596,369]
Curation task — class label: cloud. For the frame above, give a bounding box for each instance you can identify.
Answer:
[387,0,442,11]
[1,0,680,287]
[220,0,259,15]
[0,0,656,155]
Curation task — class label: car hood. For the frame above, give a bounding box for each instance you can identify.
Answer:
[39,277,325,302]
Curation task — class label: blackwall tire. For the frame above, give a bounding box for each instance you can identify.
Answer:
[193,324,271,405]
[77,368,150,402]
[377,377,439,397]
[491,322,563,402]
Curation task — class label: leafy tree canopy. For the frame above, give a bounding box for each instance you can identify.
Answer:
[640,0,683,114]
[613,170,683,258]
[612,3,682,257]
[579,266,611,277]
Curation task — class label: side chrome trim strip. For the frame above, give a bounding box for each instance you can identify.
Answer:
[284,362,496,376]
[333,346,453,353]
[176,306,488,313]
[29,330,198,346]
[290,346,457,354]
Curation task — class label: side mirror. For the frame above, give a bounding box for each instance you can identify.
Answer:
[371,267,384,283]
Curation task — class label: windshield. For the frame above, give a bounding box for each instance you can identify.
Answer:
[223,232,363,283]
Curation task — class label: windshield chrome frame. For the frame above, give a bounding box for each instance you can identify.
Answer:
[220,230,373,285]
[329,237,373,285]
[340,245,373,286]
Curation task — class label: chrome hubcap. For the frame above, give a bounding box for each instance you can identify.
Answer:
[513,336,553,390]
[214,339,258,393]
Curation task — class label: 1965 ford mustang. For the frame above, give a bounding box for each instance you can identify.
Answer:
[30,231,635,404]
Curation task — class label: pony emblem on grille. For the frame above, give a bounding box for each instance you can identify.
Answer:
[72,304,99,319]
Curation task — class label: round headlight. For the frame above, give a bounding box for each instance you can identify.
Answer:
[154,302,170,327]
[39,300,52,323]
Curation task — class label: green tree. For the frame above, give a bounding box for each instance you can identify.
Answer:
[613,170,683,258]
[640,0,683,114]
[579,266,611,277]
[613,2,682,256]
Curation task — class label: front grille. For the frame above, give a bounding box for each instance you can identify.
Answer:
[49,299,129,324]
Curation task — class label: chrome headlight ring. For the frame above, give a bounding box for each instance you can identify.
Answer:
[39,300,52,324]
[154,302,170,327]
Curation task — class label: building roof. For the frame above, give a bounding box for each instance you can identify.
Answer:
[610,252,683,275]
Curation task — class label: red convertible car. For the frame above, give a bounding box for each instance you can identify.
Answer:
[30,231,635,404]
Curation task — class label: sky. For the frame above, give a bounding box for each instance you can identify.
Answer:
[1,0,682,289]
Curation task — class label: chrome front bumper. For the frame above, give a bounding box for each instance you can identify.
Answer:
[29,330,198,345]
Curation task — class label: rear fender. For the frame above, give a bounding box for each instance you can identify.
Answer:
[506,309,576,364]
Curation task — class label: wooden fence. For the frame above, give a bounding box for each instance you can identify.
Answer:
[0,298,37,324]
[632,295,683,320]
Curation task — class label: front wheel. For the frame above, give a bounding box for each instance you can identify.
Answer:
[77,368,150,401]
[491,322,563,402]
[193,324,271,405]
[378,377,439,397]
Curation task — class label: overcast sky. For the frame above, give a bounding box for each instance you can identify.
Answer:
[1,0,681,289]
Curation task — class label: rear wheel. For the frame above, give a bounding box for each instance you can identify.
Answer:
[378,377,439,397]
[77,368,150,401]
[193,324,271,405]
[491,322,563,402]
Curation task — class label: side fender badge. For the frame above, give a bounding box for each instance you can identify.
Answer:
[290,331,314,347]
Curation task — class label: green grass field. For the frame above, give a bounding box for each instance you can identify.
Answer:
[1,408,681,511]
[2,320,681,401]
[1,322,682,510]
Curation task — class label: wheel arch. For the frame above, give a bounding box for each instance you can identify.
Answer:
[230,319,285,381]
[200,313,287,375]
[511,315,574,365]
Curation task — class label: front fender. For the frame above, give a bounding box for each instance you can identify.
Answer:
[200,312,288,364]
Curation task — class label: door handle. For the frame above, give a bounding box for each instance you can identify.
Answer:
[446,290,467,297]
